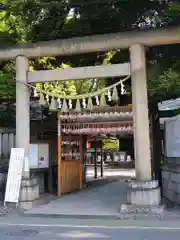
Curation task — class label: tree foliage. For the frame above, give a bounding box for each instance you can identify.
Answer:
[1,0,180,105]
[148,64,180,103]
[103,139,119,150]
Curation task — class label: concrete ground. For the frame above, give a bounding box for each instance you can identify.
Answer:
[24,179,128,218]
[1,224,180,240]
[1,216,180,239]
[23,168,135,218]
[1,167,180,221]
[85,167,135,189]
[86,166,135,180]
[0,168,180,239]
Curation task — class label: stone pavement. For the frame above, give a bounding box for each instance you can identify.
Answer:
[86,166,135,180]
[0,194,58,217]
[0,175,180,221]
[0,167,136,218]
[24,180,128,218]
[22,178,180,220]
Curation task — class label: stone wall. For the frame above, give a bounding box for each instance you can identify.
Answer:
[162,157,180,204]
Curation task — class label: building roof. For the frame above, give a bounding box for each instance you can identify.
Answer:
[158,98,180,111]
[158,98,180,128]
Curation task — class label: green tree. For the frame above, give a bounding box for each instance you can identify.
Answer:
[0,68,15,100]
[1,0,180,105]
[148,64,180,103]
[103,139,119,150]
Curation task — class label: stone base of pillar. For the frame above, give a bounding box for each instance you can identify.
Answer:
[19,177,40,210]
[120,180,164,218]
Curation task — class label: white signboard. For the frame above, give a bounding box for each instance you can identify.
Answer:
[4,148,25,205]
[29,143,49,169]
[165,115,180,157]
[38,143,49,168]
[29,144,38,168]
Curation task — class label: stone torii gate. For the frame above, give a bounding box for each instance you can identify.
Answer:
[1,27,180,209]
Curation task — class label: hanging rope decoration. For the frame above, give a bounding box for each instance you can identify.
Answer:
[26,74,130,112]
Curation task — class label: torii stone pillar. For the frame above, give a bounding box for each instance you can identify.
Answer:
[130,44,152,181]
[16,55,30,178]
[16,56,39,209]
[121,44,162,213]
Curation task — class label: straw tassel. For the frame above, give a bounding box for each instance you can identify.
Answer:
[100,93,107,107]
[39,93,45,105]
[111,86,119,101]
[62,99,69,112]
[49,97,57,111]
[87,97,93,110]
[75,99,81,112]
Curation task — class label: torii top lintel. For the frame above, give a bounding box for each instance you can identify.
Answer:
[0,27,180,60]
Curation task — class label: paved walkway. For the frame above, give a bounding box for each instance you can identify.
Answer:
[86,167,135,180]
[24,180,128,218]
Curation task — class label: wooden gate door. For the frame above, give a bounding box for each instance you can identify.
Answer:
[59,135,83,195]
